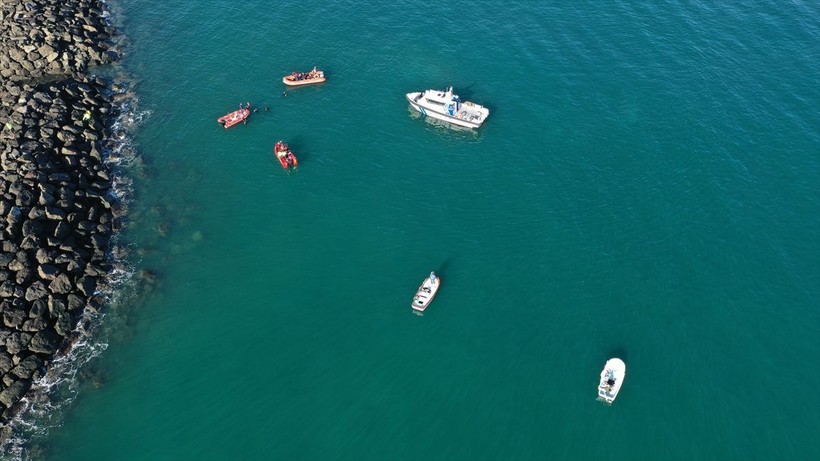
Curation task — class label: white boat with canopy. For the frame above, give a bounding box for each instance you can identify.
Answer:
[597,358,626,404]
[406,87,490,129]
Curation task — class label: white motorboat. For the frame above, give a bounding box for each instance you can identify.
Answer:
[406,87,490,129]
[596,358,626,404]
[411,272,441,313]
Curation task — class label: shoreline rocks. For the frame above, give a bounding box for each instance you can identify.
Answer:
[1,0,121,437]
[0,0,115,81]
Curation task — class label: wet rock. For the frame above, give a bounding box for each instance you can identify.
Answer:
[66,294,85,312]
[0,380,31,409]
[10,355,43,380]
[76,275,97,296]
[29,330,61,355]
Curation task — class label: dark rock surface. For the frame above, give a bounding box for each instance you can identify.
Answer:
[1,0,120,432]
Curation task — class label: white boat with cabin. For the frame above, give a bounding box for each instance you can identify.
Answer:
[406,87,490,129]
[597,358,626,404]
[411,272,440,313]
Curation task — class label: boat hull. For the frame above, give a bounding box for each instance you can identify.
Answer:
[283,76,326,87]
[406,93,483,129]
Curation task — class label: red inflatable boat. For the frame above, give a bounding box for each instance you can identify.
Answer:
[217,107,250,129]
[275,141,298,169]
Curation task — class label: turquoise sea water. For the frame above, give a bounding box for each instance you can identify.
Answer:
[8,0,820,459]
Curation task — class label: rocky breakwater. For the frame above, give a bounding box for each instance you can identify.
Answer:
[0,0,119,429]
[0,0,115,81]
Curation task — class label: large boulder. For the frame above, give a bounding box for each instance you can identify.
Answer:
[76,275,97,296]
[29,330,61,354]
[0,380,32,409]
[10,355,43,380]
[48,273,73,294]
[24,280,49,301]
[37,264,60,280]
[0,352,12,375]
[2,308,26,329]
[5,332,31,355]
[65,293,84,311]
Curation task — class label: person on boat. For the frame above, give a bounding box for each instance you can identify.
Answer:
[430,272,437,283]
[276,143,287,158]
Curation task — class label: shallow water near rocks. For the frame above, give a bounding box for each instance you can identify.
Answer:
[14,0,820,459]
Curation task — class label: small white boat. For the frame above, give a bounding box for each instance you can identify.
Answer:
[597,358,626,404]
[411,272,440,313]
[406,87,490,129]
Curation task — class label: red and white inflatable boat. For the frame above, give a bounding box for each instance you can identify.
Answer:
[217,107,250,129]
[274,141,298,169]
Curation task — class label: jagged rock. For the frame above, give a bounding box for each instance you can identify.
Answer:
[48,273,73,294]
[53,311,71,337]
[76,275,97,296]
[24,280,49,301]
[0,352,12,375]
[3,308,25,329]
[16,189,36,207]
[54,221,71,240]
[29,299,47,318]
[45,207,65,220]
[7,259,25,272]
[35,249,51,265]
[0,280,16,297]
[10,355,43,380]
[29,330,60,354]
[22,316,49,332]
[15,265,34,285]
[21,219,44,238]
[0,380,31,409]
[37,264,60,280]
[66,294,85,312]
[5,332,31,355]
